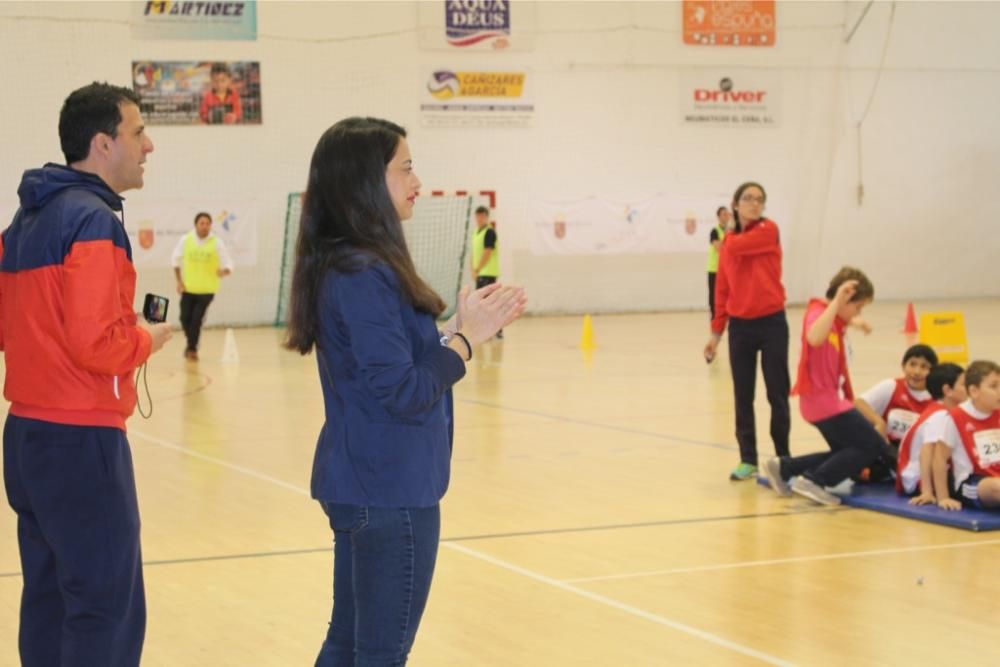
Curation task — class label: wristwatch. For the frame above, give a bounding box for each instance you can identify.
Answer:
[439,331,472,361]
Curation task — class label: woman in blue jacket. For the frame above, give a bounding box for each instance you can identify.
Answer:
[285,117,525,666]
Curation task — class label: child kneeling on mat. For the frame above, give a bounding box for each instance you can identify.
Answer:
[923,360,1000,511]
[762,267,888,506]
[896,362,966,507]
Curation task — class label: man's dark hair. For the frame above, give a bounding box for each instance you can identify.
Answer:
[211,62,230,76]
[59,82,140,164]
[475,206,490,216]
[194,212,212,225]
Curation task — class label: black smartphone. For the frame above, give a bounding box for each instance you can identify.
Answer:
[143,293,169,323]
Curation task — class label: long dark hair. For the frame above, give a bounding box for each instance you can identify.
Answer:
[284,117,445,354]
[731,181,767,230]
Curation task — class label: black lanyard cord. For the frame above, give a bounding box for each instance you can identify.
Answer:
[135,361,153,419]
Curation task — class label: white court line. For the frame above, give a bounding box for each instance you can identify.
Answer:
[133,428,795,664]
[564,538,1000,584]
[131,430,311,498]
[443,542,795,666]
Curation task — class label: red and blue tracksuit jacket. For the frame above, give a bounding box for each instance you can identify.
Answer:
[0,163,152,431]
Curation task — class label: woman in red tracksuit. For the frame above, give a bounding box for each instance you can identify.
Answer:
[703,182,791,481]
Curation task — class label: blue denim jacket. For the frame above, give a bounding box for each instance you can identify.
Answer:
[310,260,465,507]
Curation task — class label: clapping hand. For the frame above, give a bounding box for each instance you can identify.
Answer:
[457,282,527,345]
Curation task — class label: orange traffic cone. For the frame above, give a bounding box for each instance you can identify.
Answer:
[902,303,918,335]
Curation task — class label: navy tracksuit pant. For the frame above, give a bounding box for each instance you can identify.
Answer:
[3,415,145,667]
[728,311,792,465]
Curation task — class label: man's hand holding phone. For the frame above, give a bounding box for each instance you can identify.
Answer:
[140,293,172,354]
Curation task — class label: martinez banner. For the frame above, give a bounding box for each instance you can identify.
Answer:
[421,68,534,128]
[531,193,741,256]
[679,68,781,127]
[127,202,258,268]
[418,1,536,51]
[132,1,257,40]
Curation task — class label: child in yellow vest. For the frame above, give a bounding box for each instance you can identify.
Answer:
[471,205,501,338]
[171,211,234,360]
[706,206,732,320]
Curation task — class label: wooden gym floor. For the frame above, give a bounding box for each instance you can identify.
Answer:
[1,299,999,666]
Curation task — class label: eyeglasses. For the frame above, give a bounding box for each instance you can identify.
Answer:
[739,195,765,204]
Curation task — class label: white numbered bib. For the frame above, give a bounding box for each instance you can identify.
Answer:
[886,408,918,440]
[972,428,1000,467]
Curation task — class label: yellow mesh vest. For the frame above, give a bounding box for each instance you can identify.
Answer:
[183,234,221,294]
[707,224,725,272]
[472,226,500,278]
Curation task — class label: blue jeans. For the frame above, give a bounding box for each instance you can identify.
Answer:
[3,415,145,667]
[316,503,441,667]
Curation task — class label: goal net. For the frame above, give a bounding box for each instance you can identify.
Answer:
[276,194,473,325]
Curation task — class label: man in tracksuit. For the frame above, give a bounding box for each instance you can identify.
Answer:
[1,82,173,667]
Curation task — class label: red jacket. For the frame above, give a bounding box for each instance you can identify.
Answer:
[711,218,786,335]
[200,88,243,124]
[0,164,152,430]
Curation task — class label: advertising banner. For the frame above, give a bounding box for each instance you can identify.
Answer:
[421,68,533,128]
[679,69,781,127]
[418,1,535,51]
[531,194,738,256]
[127,202,258,268]
[132,1,257,40]
[683,1,776,46]
[132,60,262,126]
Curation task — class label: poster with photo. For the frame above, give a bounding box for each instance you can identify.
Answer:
[132,61,262,126]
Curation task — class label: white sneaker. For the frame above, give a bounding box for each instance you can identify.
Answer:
[790,476,842,506]
[825,479,855,497]
[762,457,791,497]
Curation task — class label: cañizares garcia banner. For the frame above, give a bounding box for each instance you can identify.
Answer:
[132,1,257,40]
[421,69,533,128]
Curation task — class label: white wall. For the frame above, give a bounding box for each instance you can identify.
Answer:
[1,1,997,325]
[820,1,1000,302]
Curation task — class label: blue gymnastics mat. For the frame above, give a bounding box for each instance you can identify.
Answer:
[756,477,1000,532]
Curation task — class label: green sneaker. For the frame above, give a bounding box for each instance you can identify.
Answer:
[729,462,758,481]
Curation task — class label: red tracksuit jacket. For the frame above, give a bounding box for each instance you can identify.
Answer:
[711,217,786,335]
[0,163,152,430]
